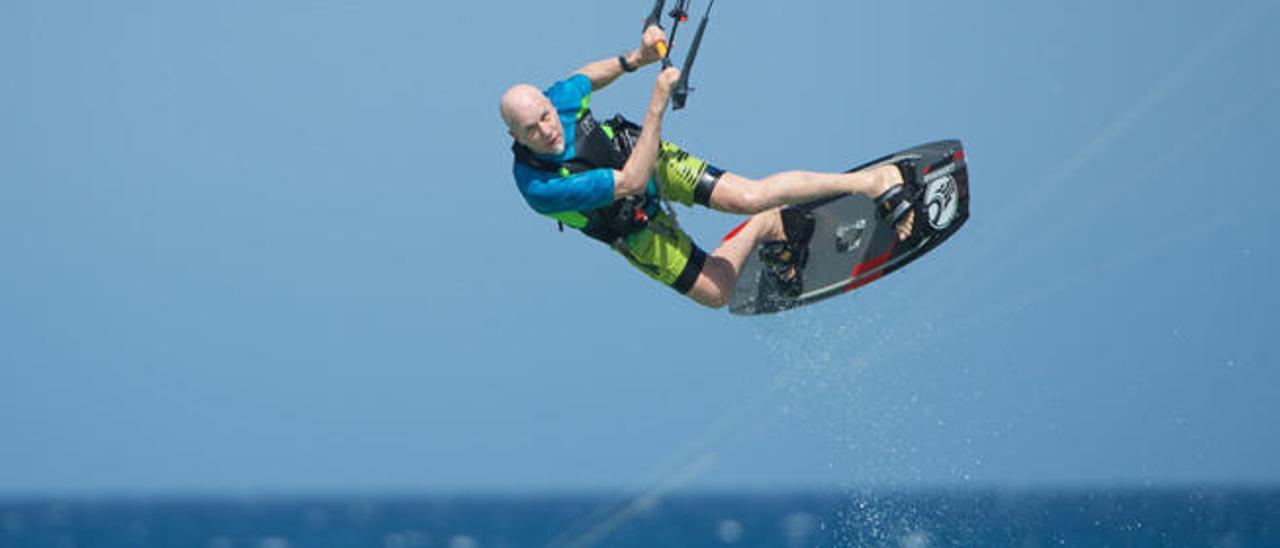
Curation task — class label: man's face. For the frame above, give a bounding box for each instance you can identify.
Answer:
[510,93,565,156]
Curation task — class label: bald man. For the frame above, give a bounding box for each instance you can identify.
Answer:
[502,25,914,309]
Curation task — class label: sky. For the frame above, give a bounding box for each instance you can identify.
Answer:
[2,0,1278,496]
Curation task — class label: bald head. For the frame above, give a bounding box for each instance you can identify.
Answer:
[500,83,565,156]
[500,84,543,131]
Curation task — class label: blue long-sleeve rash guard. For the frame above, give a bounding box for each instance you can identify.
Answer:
[512,74,617,215]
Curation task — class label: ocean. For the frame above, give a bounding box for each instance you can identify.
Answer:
[1,489,1276,547]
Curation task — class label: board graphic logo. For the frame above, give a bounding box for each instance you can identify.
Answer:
[924,174,959,230]
[834,219,868,253]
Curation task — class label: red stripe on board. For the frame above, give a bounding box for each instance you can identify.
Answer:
[954,149,965,163]
[844,244,895,292]
[723,219,750,242]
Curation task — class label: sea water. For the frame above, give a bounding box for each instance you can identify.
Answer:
[1,489,1277,547]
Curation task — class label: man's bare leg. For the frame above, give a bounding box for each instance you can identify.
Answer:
[707,163,913,240]
[709,167,884,213]
[685,162,920,308]
[685,209,785,308]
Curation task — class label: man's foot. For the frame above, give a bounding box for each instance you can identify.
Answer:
[745,209,792,277]
[753,208,788,242]
[869,163,915,241]
[756,208,814,297]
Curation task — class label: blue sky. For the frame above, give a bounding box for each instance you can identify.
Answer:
[2,0,1278,495]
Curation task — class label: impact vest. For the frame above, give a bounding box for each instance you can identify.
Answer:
[512,110,657,246]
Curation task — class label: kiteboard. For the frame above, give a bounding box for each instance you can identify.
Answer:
[727,140,970,315]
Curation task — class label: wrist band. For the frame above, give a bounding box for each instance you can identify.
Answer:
[618,54,636,73]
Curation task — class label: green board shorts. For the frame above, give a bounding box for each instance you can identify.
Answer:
[616,140,723,294]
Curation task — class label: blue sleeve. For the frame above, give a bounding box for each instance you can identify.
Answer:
[514,162,615,214]
[545,74,592,113]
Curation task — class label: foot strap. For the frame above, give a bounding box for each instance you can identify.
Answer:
[874,159,921,226]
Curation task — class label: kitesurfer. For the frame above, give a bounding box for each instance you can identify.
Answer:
[500,24,914,309]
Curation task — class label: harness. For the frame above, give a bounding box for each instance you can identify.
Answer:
[512,110,679,250]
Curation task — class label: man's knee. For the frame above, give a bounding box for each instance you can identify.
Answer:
[690,287,730,309]
[687,256,735,308]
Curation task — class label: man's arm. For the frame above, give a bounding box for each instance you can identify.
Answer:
[573,26,668,92]
[612,67,681,199]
